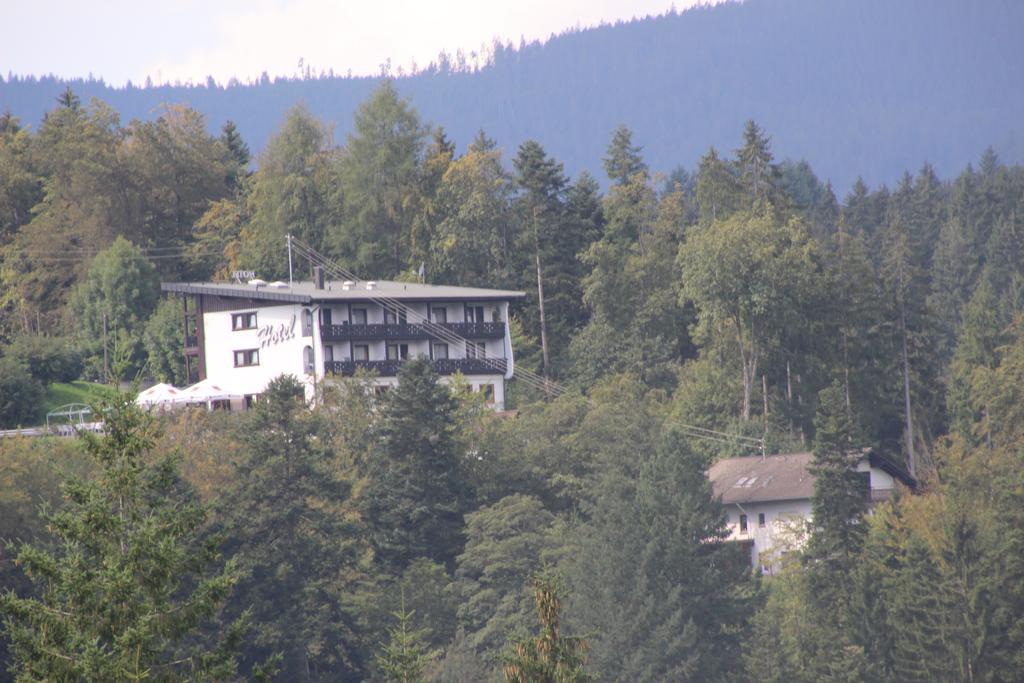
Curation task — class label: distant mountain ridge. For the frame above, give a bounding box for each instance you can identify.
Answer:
[2,0,1021,192]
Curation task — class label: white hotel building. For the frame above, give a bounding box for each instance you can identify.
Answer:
[162,272,525,410]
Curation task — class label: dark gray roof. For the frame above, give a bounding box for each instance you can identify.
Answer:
[709,452,817,504]
[162,279,526,303]
[708,451,915,505]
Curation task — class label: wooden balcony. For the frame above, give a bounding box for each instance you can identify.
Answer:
[320,321,505,342]
[324,357,507,377]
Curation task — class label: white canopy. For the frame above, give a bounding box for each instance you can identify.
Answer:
[179,379,238,404]
[135,383,182,407]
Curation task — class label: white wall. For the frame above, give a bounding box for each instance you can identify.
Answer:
[723,499,813,571]
[203,303,317,399]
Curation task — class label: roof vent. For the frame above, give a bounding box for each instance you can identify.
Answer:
[342,281,354,290]
[365,281,377,290]
[248,278,267,287]
[268,281,288,288]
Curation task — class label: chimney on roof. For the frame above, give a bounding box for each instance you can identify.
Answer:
[314,266,324,290]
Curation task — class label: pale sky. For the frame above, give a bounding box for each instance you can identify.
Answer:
[2,0,715,87]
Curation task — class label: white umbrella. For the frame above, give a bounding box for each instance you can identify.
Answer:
[135,383,182,409]
[179,379,239,409]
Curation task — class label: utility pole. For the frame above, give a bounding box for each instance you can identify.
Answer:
[287,234,294,285]
[102,312,109,382]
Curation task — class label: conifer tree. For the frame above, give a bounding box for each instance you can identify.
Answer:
[376,592,430,683]
[360,358,474,570]
[218,375,365,680]
[0,392,244,681]
[804,383,868,611]
[602,124,647,186]
[503,570,592,683]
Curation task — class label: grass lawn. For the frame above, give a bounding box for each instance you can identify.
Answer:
[37,381,117,423]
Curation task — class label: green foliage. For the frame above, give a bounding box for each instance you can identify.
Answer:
[217,374,366,680]
[568,426,757,682]
[0,356,43,427]
[69,236,160,380]
[453,495,560,660]
[360,358,475,570]
[0,392,243,681]
[376,591,431,683]
[143,297,188,385]
[331,80,426,276]
[236,104,337,279]
[502,570,592,683]
[4,334,82,384]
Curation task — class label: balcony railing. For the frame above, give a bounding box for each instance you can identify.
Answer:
[320,321,505,342]
[324,357,507,377]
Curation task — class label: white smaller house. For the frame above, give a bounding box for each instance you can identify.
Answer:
[707,451,915,572]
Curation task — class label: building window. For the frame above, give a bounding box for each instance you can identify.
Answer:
[244,394,260,409]
[465,305,485,323]
[303,346,314,374]
[353,344,369,361]
[739,514,748,534]
[386,343,409,360]
[211,399,232,411]
[232,312,257,330]
[431,307,447,323]
[301,308,313,336]
[234,349,259,367]
[321,308,333,326]
[480,383,495,404]
[758,513,766,528]
[466,341,485,359]
[432,342,449,360]
[384,307,406,325]
[324,345,334,362]
[351,307,367,325]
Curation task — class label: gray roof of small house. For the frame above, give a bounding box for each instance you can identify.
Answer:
[161,279,526,304]
[707,451,915,505]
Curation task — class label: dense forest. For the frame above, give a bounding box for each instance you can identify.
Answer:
[1,72,1024,681]
[2,0,1022,193]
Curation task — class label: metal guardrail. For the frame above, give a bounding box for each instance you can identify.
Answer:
[324,357,507,377]
[320,321,505,342]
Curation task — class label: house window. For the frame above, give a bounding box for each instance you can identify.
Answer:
[465,305,485,323]
[303,346,314,374]
[432,342,449,360]
[232,312,257,330]
[324,345,334,362]
[384,307,406,325]
[244,394,260,409]
[431,307,447,323]
[351,307,367,325]
[321,308,333,326]
[739,514,748,534]
[758,513,766,528]
[353,344,369,361]
[301,309,313,336]
[386,343,409,360]
[466,341,485,359]
[480,383,495,404]
[234,349,259,367]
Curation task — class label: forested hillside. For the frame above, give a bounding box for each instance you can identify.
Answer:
[2,0,1022,192]
[2,66,1024,679]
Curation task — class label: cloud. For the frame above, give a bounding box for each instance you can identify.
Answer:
[141,0,698,85]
